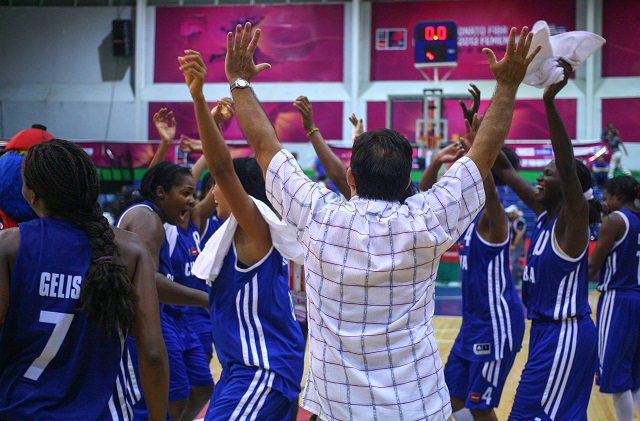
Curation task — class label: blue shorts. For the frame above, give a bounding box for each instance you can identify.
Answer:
[162,310,214,401]
[184,308,213,359]
[596,290,640,393]
[206,364,292,421]
[509,316,596,421]
[445,344,519,410]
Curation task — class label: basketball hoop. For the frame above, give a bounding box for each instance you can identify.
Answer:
[418,135,443,149]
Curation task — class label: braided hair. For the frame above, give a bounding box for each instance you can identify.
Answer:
[22,139,134,335]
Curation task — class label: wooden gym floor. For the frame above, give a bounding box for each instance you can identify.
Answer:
[203,290,638,420]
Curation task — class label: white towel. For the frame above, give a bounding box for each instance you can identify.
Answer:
[523,20,606,88]
[192,196,304,284]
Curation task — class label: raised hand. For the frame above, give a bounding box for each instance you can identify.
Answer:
[178,50,207,100]
[459,84,480,125]
[153,108,177,143]
[483,27,541,87]
[178,135,202,153]
[462,114,483,149]
[225,22,272,84]
[211,97,235,124]
[348,113,365,138]
[293,96,316,132]
[543,59,572,102]
[435,142,466,164]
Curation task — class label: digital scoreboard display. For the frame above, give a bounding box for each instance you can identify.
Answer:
[414,21,458,66]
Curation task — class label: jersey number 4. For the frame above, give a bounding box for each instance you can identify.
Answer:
[24,311,74,381]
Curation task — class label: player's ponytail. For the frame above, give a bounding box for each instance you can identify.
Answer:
[23,139,134,335]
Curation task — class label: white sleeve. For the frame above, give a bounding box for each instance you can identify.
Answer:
[406,156,485,243]
[265,149,341,237]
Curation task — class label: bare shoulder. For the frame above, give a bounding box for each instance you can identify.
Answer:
[120,204,162,232]
[601,211,626,234]
[0,228,21,259]
[112,226,147,257]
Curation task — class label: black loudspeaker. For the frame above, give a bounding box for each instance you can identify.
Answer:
[112,20,133,57]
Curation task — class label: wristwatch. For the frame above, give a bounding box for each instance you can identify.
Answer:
[230,78,250,91]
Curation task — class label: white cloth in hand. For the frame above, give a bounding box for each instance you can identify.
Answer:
[523,20,606,88]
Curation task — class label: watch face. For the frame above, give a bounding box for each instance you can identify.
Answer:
[237,79,248,87]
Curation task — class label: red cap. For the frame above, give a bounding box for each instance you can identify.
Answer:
[5,124,54,151]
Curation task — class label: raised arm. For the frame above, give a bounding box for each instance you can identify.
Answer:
[179,49,272,260]
[225,23,281,177]
[459,83,481,126]
[465,27,540,179]
[349,113,365,141]
[294,95,350,198]
[419,143,464,191]
[179,135,203,154]
[149,108,177,169]
[492,149,544,215]
[476,171,509,243]
[543,59,589,257]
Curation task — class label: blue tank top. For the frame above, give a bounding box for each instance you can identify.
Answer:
[200,212,225,247]
[210,243,305,401]
[0,217,127,419]
[116,201,173,281]
[166,220,210,317]
[453,212,525,361]
[598,209,640,292]
[523,211,591,320]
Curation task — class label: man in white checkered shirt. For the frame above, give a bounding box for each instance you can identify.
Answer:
[223,23,540,421]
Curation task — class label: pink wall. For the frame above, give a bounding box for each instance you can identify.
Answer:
[155,5,344,83]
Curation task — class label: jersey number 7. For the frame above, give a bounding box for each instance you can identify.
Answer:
[24,311,74,381]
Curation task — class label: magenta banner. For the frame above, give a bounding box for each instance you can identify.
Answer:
[154,5,344,83]
[602,2,640,77]
[366,99,577,142]
[77,141,253,169]
[329,140,604,172]
[149,101,343,143]
[370,1,575,81]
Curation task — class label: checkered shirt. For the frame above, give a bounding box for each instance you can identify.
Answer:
[266,150,485,421]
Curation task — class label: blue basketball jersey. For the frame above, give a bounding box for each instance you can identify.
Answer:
[598,209,640,292]
[115,201,173,414]
[453,212,525,361]
[166,220,210,318]
[210,244,305,402]
[0,217,127,419]
[116,201,173,280]
[200,212,225,247]
[523,211,591,320]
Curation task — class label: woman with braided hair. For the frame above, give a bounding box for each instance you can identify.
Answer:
[0,139,169,420]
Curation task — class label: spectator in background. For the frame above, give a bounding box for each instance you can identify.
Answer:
[605,129,632,179]
[506,204,526,284]
[601,122,616,142]
[592,155,610,189]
